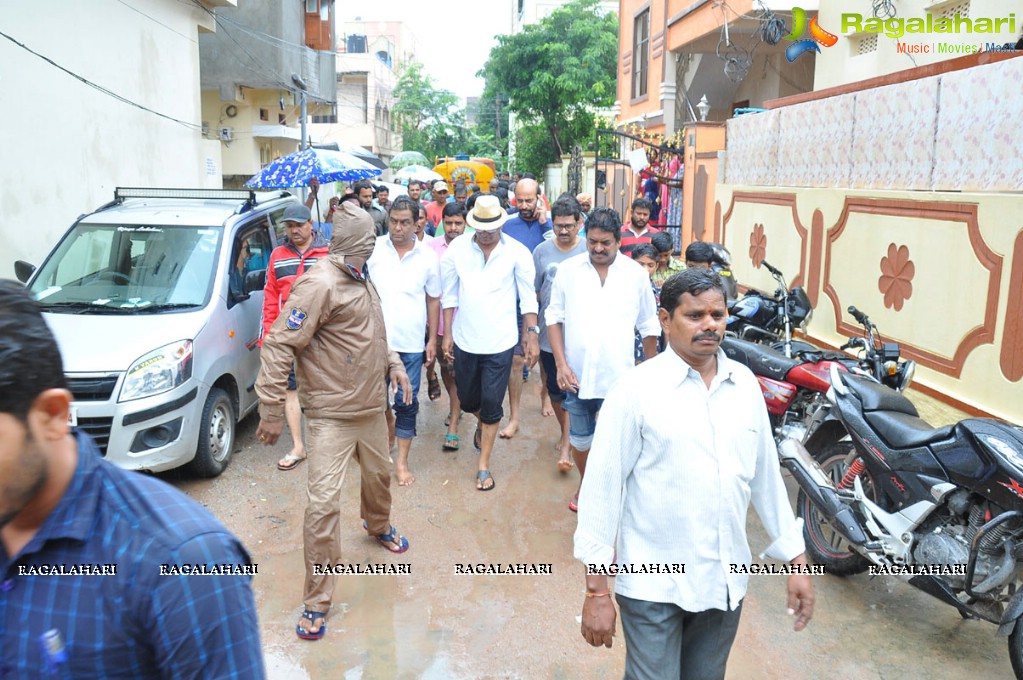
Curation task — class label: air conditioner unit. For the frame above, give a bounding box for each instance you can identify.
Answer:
[219,127,233,142]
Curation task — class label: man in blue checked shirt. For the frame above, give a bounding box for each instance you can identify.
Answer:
[0,280,265,678]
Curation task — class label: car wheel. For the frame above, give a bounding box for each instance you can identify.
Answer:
[188,387,234,478]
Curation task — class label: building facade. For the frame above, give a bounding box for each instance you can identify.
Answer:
[199,0,336,187]
[307,19,416,170]
[716,0,1023,420]
[2,1,233,279]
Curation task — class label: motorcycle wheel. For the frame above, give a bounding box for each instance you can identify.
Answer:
[1009,618,1023,679]
[797,441,872,576]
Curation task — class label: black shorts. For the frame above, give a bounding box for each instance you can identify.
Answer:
[453,345,515,424]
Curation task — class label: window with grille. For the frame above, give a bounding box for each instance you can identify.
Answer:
[856,34,878,55]
[632,9,649,99]
[929,0,970,22]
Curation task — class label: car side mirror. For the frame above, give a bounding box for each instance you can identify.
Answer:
[244,269,266,295]
[14,260,35,283]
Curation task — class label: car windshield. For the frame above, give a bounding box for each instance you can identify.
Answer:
[29,223,222,313]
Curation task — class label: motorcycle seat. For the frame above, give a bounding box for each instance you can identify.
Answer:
[720,337,799,382]
[864,411,956,449]
[844,373,918,415]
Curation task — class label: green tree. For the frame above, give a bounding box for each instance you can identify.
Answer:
[472,89,511,164]
[392,62,462,163]
[479,0,618,174]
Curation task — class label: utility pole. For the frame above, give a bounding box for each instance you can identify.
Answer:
[292,74,309,200]
[299,91,307,149]
[292,73,309,151]
[496,95,501,143]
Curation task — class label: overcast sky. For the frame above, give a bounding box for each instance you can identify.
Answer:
[337,0,513,101]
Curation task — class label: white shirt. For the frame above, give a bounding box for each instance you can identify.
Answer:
[439,232,538,354]
[573,348,805,612]
[367,235,441,353]
[545,253,660,400]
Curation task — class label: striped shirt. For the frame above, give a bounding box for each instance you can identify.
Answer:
[0,431,264,678]
[619,224,662,257]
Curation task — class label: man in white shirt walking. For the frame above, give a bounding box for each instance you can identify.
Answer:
[546,208,661,512]
[367,196,441,486]
[439,195,539,491]
[574,267,815,680]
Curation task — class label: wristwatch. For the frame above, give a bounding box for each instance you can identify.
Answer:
[527,325,540,334]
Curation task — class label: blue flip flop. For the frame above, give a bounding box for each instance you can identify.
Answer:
[362,521,410,554]
[476,469,496,492]
[296,610,326,640]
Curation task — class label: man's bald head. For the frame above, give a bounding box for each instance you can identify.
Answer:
[516,178,539,197]
[514,178,541,220]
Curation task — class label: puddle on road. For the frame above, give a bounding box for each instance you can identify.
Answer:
[172,376,1016,679]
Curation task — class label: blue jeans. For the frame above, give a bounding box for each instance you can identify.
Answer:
[563,392,604,451]
[389,351,423,439]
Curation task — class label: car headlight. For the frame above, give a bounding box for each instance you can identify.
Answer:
[120,340,193,402]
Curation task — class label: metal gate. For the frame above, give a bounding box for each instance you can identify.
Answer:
[593,127,685,254]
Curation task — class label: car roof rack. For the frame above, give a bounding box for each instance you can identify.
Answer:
[115,187,254,202]
[113,188,292,214]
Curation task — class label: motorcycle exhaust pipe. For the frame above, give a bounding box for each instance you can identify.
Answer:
[778,438,871,548]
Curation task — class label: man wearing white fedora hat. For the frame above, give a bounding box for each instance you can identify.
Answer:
[439,195,539,491]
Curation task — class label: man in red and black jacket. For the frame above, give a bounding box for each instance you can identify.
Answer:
[260,203,330,472]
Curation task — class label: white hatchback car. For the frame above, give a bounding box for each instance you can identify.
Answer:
[15,187,303,477]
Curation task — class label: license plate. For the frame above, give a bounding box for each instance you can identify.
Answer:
[68,405,78,427]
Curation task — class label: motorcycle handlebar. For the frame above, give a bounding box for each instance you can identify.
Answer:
[841,338,865,351]
[762,261,782,278]
[847,305,869,326]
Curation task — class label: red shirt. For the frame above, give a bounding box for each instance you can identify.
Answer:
[425,201,447,228]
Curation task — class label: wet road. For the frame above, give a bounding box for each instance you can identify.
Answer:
[164,378,1017,679]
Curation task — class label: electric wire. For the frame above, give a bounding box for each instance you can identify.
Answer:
[115,0,198,43]
[873,0,898,19]
[185,0,295,93]
[0,28,201,130]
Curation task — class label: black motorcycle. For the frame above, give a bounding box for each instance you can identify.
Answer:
[781,366,1023,674]
[726,261,812,358]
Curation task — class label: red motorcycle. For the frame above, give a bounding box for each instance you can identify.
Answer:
[721,336,847,443]
[721,305,915,444]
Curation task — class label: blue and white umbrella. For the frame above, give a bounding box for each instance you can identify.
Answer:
[245,147,383,188]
